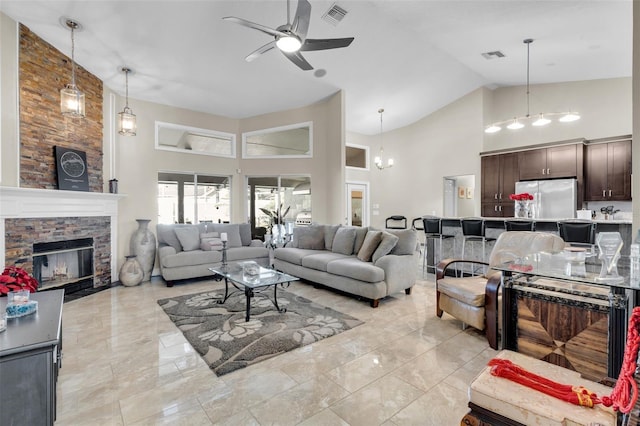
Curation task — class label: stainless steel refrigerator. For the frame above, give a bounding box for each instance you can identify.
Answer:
[514,178,577,219]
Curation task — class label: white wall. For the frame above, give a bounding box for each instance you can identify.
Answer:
[0,13,19,186]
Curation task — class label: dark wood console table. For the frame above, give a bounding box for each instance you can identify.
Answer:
[494,253,634,381]
[0,289,64,426]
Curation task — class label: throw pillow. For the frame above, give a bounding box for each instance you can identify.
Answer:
[323,225,341,250]
[209,223,242,248]
[353,227,369,253]
[156,224,183,252]
[332,227,357,255]
[238,223,252,246]
[200,232,222,251]
[387,229,418,255]
[174,226,201,251]
[357,230,383,262]
[293,225,325,250]
[372,231,400,263]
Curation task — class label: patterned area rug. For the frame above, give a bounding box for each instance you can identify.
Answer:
[158,287,363,376]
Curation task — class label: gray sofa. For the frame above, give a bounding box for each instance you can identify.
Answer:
[274,225,419,307]
[157,223,269,286]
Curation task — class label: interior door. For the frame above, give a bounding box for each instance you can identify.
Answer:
[346,182,369,227]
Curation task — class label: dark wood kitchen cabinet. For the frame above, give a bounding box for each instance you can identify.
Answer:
[585,140,632,201]
[481,153,517,217]
[518,145,579,180]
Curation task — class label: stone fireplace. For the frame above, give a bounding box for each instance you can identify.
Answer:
[0,187,122,290]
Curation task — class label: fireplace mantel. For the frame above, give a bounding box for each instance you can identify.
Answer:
[0,186,125,283]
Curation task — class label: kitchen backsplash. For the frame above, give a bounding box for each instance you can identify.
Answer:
[585,201,632,220]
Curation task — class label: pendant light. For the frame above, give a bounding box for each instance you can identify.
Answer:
[374,108,394,170]
[118,67,137,136]
[60,18,85,118]
[484,38,580,134]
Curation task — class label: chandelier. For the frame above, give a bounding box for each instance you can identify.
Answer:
[118,67,137,136]
[484,39,580,134]
[374,108,394,170]
[60,18,85,118]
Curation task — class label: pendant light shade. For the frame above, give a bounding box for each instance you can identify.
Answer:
[374,108,393,170]
[484,39,580,134]
[118,67,137,136]
[60,18,85,118]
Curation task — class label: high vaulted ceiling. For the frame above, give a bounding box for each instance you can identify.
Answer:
[0,1,632,135]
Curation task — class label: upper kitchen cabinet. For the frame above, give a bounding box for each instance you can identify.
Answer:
[585,139,632,201]
[518,144,581,180]
[481,153,518,217]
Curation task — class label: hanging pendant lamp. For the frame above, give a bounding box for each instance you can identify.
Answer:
[118,67,137,136]
[60,18,85,118]
[374,108,394,170]
[484,38,580,134]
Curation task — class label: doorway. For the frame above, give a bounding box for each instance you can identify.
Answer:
[346,182,369,227]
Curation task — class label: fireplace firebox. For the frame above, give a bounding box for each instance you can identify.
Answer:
[32,238,94,292]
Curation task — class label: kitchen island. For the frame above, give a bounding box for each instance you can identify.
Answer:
[422,217,633,274]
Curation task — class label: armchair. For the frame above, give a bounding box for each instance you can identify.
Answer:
[436,231,565,349]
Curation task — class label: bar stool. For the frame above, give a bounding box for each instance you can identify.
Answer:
[385,215,407,229]
[504,220,536,231]
[412,217,425,257]
[460,218,496,276]
[557,220,596,249]
[422,216,456,277]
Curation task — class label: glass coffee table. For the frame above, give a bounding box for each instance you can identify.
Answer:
[209,263,299,322]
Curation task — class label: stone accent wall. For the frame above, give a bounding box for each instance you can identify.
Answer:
[19,24,103,191]
[4,217,111,288]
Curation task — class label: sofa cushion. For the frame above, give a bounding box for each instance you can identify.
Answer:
[372,231,399,263]
[208,223,242,248]
[323,225,341,250]
[301,252,352,272]
[332,227,357,255]
[174,226,201,251]
[239,223,252,246]
[157,224,189,252]
[293,225,325,250]
[357,231,383,262]
[437,275,487,306]
[387,229,418,255]
[327,258,385,283]
[160,249,222,268]
[353,227,369,254]
[226,246,269,261]
[274,248,320,265]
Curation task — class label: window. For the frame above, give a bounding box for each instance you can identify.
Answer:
[157,172,231,224]
[242,122,312,158]
[155,121,236,158]
[346,143,369,170]
[247,176,311,240]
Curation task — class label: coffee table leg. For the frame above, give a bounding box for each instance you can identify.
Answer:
[245,288,253,322]
[217,277,230,304]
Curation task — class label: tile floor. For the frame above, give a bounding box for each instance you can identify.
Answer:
[55,272,498,425]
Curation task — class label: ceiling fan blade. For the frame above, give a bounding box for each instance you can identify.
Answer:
[223,16,288,38]
[291,0,311,40]
[246,41,277,62]
[282,51,313,71]
[301,37,354,51]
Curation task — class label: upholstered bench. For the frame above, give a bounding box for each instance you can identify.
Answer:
[464,350,617,426]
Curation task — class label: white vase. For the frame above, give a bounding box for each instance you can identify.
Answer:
[129,219,156,281]
[119,255,144,286]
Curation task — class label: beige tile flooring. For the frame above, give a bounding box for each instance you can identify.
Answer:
[55,272,498,425]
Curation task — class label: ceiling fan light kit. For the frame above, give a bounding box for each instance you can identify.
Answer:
[484,38,580,134]
[223,0,354,70]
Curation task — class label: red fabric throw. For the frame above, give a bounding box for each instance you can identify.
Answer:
[489,306,640,414]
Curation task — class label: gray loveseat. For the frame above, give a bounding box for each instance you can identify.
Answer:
[274,225,419,307]
[157,223,269,286]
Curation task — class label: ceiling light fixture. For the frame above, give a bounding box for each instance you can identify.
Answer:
[484,39,580,134]
[276,33,302,52]
[374,108,393,170]
[118,67,137,136]
[60,18,85,118]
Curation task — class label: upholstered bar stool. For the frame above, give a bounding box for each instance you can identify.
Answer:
[385,215,407,229]
[422,216,455,277]
[504,219,536,231]
[557,220,597,250]
[460,218,496,275]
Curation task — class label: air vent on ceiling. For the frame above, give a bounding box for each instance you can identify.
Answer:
[481,51,506,60]
[322,3,348,26]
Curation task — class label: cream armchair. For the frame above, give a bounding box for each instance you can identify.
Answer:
[435,231,565,349]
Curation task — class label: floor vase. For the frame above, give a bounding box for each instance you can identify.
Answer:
[130,219,156,281]
[119,255,144,286]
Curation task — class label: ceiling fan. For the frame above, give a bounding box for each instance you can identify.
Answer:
[223,0,354,71]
